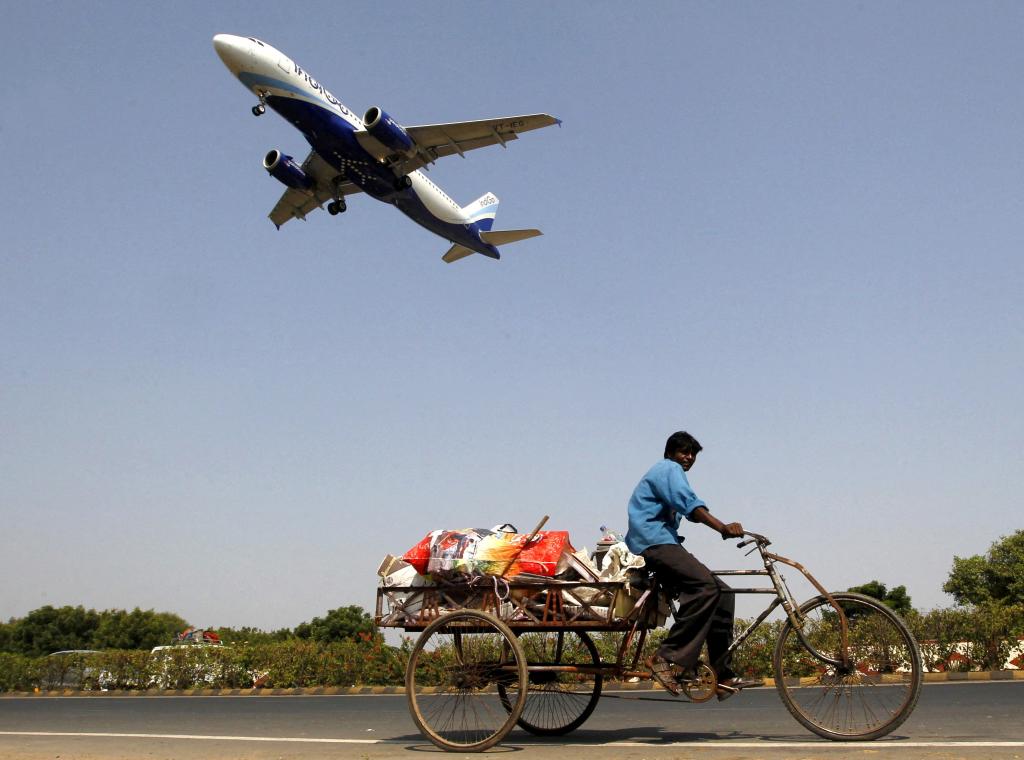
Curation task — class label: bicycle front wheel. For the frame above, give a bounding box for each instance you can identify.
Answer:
[773,591,922,741]
[405,610,527,752]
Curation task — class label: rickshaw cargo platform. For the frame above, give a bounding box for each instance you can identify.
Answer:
[375,577,666,632]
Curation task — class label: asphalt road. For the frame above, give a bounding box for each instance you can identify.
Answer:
[1,681,1022,759]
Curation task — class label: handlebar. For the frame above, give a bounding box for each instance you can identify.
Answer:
[735,531,771,549]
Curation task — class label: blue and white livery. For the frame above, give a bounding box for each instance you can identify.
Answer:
[212,34,560,263]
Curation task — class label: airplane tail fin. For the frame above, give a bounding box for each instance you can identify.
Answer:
[442,192,542,263]
[462,192,500,231]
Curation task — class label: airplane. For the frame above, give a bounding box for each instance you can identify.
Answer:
[212,34,560,263]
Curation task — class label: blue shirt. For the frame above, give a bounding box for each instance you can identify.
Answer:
[625,459,707,555]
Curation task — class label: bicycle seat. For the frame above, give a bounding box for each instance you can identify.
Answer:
[627,569,657,590]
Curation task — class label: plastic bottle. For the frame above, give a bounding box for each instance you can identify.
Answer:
[594,525,623,570]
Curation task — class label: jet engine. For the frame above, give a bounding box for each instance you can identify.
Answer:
[363,106,414,154]
[263,149,313,191]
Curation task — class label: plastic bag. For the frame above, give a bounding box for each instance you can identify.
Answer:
[403,528,571,578]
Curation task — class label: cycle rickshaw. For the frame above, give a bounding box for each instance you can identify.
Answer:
[376,530,922,752]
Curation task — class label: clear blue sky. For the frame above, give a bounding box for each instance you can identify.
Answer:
[2,1,1021,631]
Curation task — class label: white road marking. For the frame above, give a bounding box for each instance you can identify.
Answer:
[2,732,1024,749]
[0,732,379,744]
[579,741,1024,749]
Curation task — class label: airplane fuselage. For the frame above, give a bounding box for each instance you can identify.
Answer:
[213,34,501,258]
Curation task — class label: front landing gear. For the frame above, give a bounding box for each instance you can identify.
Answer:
[251,92,268,117]
[327,199,346,215]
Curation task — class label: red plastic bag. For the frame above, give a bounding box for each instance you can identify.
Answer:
[403,528,571,578]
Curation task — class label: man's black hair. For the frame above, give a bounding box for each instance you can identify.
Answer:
[664,431,703,459]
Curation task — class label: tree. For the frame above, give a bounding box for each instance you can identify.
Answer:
[213,626,293,645]
[294,606,376,643]
[944,530,1024,606]
[847,580,913,616]
[9,605,101,657]
[92,609,189,650]
[942,531,1024,671]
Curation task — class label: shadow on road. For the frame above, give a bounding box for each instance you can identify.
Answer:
[388,726,915,749]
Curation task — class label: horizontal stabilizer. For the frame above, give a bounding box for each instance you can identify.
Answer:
[442,228,541,264]
[442,243,477,263]
[479,229,543,246]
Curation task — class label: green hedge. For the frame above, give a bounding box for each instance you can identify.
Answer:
[907,604,1024,672]
[0,639,409,692]
[3,604,1020,692]
[0,653,38,691]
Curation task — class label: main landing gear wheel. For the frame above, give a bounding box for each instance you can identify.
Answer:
[327,200,346,215]
[405,610,527,752]
[251,104,265,116]
[773,591,922,741]
[395,175,412,191]
[497,630,603,736]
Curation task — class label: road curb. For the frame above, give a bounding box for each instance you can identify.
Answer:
[2,669,1020,697]
[4,671,1019,700]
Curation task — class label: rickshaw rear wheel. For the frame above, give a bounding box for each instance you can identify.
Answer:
[405,610,527,752]
[497,629,603,735]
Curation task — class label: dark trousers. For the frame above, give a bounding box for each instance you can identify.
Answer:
[642,543,735,678]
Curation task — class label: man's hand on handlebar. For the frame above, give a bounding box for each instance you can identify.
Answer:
[719,522,744,539]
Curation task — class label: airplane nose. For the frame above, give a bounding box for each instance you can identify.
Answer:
[212,34,251,72]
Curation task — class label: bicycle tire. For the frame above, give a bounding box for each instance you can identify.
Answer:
[497,629,603,736]
[773,591,922,741]
[405,610,527,752]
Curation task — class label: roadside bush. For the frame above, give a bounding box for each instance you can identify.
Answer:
[352,634,406,685]
[255,640,331,688]
[730,618,785,678]
[150,646,237,689]
[960,603,1024,671]
[0,653,38,692]
[907,607,974,672]
[909,604,1024,671]
[89,649,150,689]
[204,639,405,689]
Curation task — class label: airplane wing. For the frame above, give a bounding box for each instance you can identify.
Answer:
[353,113,560,175]
[268,150,362,228]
